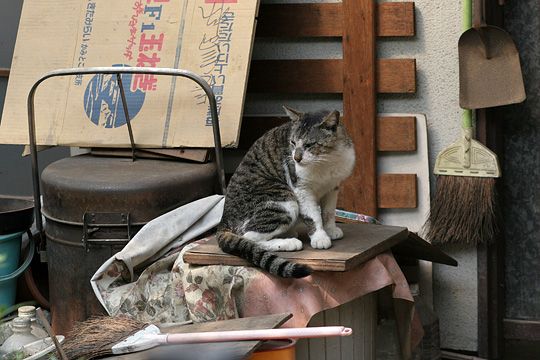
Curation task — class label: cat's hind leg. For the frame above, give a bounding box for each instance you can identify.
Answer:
[242,200,303,251]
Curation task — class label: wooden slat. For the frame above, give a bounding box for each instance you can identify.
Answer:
[240,116,417,152]
[257,3,342,38]
[247,59,416,94]
[256,3,415,38]
[377,174,417,209]
[377,116,416,151]
[378,2,415,37]
[248,60,342,93]
[340,0,377,215]
[0,68,9,78]
[183,223,409,271]
[377,59,416,93]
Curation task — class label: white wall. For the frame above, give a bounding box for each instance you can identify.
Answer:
[377,0,478,352]
[246,0,478,352]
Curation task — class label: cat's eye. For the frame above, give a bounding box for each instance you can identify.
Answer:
[290,140,296,146]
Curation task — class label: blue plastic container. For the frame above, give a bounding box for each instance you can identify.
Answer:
[0,231,23,309]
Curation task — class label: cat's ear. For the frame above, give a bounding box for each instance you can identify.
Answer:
[320,110,340,131]
[283,106,303,122]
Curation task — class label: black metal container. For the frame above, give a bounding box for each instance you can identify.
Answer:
[41,154,217,334]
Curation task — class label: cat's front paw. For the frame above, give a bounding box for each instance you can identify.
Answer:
[310,230,332,249]
[325,226,343,240]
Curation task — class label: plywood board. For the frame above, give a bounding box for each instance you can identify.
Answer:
[0,0,259,148]
[183,223,409,271]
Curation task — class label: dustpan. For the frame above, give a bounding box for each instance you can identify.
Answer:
[434,111,500,178]
[459,0,525,109]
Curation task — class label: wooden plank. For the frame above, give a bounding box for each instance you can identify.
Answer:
[309,312,326,360]
[324,308,341,359]
[504,319,540,341]
[377,174,417,209]
[0,68,9,78]
[352,297,365,360]
[339,0,377,215]
[240,116,416,152]
[340,301,354,360]
[108,313,292,360]
[247,59,416,94]
[377,116,416,152]
[256,3,415,38]
[377,59,416,93]
[392,232,458,266]
[378,2,415,37]
[257,3,342,38]
[248,60,342,93]
[364,294,377,360]
[296,338,310,360]
[183,223,409,271]
[476,107,505,359]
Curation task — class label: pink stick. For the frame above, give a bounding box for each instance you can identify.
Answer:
[161,326,352,345]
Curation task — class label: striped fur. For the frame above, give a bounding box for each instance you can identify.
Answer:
[217,231,312,278]
[217,107,355,278]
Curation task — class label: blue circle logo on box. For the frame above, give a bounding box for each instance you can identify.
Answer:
[83,65,145,128]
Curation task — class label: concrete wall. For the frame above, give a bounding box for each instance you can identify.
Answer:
[377,0,478,352]
[0,0,69,196]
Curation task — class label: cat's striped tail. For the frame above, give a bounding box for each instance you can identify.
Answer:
[217,231,312,278]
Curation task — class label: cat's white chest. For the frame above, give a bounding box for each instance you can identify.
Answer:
[295,144,355,198]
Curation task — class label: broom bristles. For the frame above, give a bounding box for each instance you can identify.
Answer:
[425,175,498,245]
[62,315,147,360]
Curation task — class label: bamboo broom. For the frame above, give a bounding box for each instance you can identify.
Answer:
[424,0,500,245]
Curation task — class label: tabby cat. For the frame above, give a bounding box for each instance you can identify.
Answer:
[217,107,355,278]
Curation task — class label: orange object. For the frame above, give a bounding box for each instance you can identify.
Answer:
[250,339,296,360]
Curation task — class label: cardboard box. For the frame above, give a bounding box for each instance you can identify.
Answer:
[0,0,259,148]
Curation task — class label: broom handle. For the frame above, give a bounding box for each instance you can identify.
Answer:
[159,326,352,345]
[463,0,472,31]
[462,0,474,169]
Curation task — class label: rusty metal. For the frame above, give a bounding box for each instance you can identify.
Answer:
[82,212,132,252]
[459,0,525,109]
[40,155,218,334]
[40,155,217,225]
[28,67,228,238]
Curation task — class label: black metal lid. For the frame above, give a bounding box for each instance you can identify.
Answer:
[0,196,34,235]
[41,155,217,225]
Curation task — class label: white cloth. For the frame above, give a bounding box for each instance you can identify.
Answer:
[90,195,224,313]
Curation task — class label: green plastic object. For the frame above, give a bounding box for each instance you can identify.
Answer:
[0,232,23,309]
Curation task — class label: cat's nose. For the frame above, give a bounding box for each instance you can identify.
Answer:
[294,148,303,163]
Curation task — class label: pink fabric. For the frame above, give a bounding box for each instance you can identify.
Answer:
[241,252,413,327]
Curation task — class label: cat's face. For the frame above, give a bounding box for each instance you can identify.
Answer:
[285,107,342,165]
